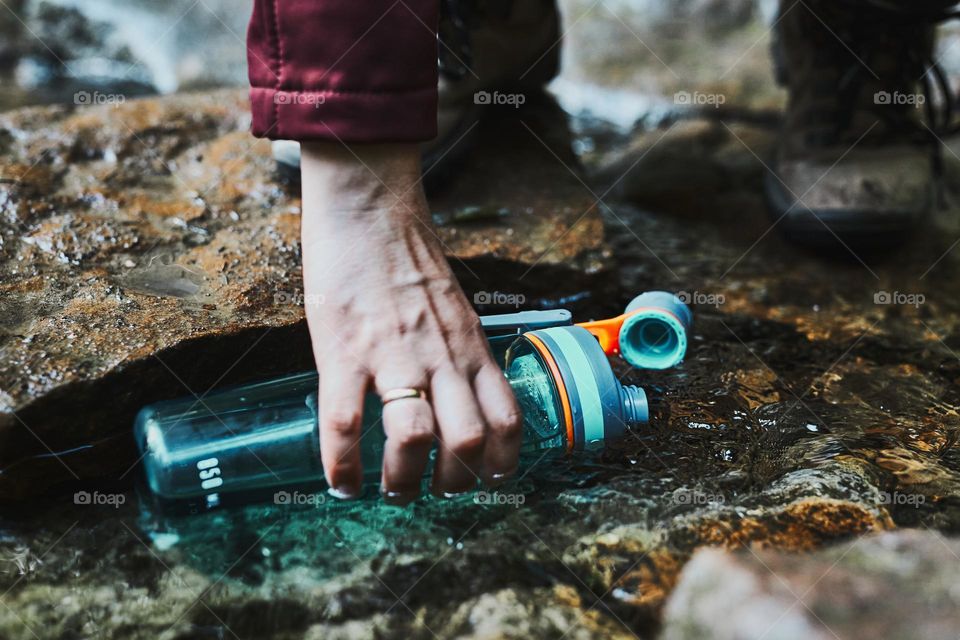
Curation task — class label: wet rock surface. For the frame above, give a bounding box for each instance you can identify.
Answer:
[661,529,960,640]
[3,1,960,639]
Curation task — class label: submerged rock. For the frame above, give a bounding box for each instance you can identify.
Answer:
[0,89,611,500]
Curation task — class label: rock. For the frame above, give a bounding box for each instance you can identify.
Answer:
[559,464,892,621]
[0,89,611,500]
[441,586,636,640]
[662,546,830,640]
[594,119,776,225]
[661,529,960,640]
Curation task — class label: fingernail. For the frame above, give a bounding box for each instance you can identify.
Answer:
[327,485,360,500]
[380,487,417,506]
[486,468,517,488]
[440,490,472,499]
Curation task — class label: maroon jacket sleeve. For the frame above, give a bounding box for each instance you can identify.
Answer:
[247,0,438,143]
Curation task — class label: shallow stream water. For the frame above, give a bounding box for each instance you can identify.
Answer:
[5,149,960,636]
[4,1,960,638]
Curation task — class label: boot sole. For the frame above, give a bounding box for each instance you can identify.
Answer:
[763,170,928,253]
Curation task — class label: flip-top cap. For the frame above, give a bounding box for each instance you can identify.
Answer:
[619,291,692,370]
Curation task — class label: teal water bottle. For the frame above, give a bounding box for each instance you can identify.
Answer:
[135,323,648,514]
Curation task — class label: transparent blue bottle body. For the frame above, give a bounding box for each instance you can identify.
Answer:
[136,335,565,512]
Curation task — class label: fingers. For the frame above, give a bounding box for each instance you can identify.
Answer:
[473,363,523,485]
[378,360,523,501]
[318,365,369,499]
[429,368,487,496]
[318,355,522,504]
[377,371,435,505]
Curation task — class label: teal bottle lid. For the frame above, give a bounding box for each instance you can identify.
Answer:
[619,291,692,370]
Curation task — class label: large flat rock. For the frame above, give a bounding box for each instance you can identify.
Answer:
[0,88,610,500]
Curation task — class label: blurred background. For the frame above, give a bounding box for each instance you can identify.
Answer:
[4,0,960,116]
[0,0,938,117]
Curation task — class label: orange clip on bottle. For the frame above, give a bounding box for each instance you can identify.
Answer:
[578,291,692,370]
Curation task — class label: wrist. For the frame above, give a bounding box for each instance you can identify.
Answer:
[301,141,422,207]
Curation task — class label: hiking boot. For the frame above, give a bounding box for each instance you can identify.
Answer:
[273,0,561,194]
[767,0,958,250]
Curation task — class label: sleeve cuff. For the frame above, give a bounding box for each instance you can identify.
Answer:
[250,87,438,143]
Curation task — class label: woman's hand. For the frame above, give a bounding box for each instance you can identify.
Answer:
[299,142,522,504]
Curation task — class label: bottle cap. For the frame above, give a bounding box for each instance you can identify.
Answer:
[618,291,692,370]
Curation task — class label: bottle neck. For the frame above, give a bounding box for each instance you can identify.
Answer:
[620,385,649,426]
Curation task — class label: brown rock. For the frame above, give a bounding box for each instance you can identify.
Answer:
[440,586,636,640]
[661,529,960,640]
[594,120,775,225]
[560,465,893,621]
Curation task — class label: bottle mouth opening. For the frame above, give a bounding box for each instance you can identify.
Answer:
[620,385,649,425]
[619,312,686,370]
[637,318,677,354]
